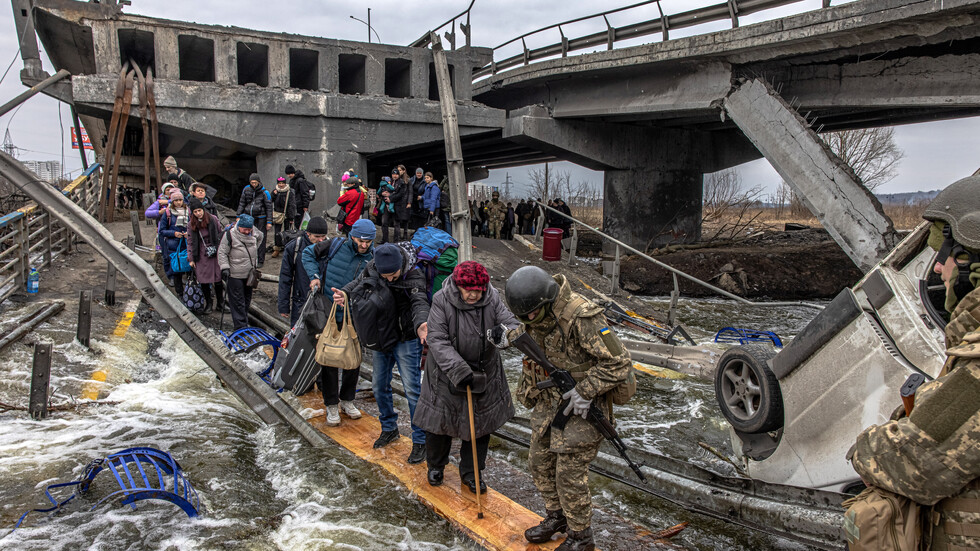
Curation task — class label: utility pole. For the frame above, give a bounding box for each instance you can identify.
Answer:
[503,172,512,199]
[2,130,16,158]
[544,162,549,201]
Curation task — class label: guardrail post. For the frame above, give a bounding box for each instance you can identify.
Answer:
[44,210,53,267]
[130,211,143,246]
[535,207,545,243]
[15,216,28,290]
[77,290,92,347]
[29,342,52,420]
[668,273,680,326]
[567,226,578,267]
[611,245,621,295]
[105,262,117,306]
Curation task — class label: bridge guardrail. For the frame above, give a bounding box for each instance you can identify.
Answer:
[0,164,102,303]
[472,0,813,80]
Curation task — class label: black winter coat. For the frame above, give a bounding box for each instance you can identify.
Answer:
[237,184,272,220]
[341,246,429,343]
[413,280,519,439]
[277,234,313,326]
[289,171,312,212]
[272,186,298,219]
[390,179,411,222]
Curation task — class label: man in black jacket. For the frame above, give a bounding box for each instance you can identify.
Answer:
[237,173,273,267]
[285,165,312,229]
[335,243,430,464]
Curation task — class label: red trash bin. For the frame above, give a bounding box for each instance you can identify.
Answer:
[542,228,564,261]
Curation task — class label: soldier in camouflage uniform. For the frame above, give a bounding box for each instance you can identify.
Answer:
[849,174,980,551]
[501,266,632,551]
[487,191,507,239]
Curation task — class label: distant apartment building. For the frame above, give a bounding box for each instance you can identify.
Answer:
[23,160,62,183]
[468,182,496,201]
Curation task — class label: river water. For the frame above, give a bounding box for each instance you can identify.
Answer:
[0,296,821,550]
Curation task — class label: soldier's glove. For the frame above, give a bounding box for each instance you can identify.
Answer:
[487,324,509,348]
[562,388,591,419]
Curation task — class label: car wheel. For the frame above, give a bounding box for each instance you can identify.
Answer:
[714,344,783,434]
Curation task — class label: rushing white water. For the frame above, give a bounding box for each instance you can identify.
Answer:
[0,297,819,550]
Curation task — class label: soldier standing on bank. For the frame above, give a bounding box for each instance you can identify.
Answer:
[487,191,507,239]
[848,174,980,550]
[497,265,632,551]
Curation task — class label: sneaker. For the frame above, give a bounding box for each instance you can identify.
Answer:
[373,430,400,448]
[407,443,426,464]
[326,405,340,426]
[340,401,361,419]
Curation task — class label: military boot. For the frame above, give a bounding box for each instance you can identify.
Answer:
[555,527,594,551]
[524,509,567,543]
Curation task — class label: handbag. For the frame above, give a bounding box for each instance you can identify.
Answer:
[198,230,217,258]
[314,294,362,370]
[272,187,291,225]
[182,275,206,311]
[169,240,191,273]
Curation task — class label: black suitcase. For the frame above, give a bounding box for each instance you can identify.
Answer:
[271,293,324,395]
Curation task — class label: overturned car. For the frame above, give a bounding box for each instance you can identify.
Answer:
[715,222,948,493]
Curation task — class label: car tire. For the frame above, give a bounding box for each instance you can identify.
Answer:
[714,344,783,434]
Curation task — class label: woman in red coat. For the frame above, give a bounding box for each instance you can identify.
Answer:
[337,176,366,235]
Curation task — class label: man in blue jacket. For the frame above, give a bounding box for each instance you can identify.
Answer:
[277,216,329,326]
[302,218,376,426]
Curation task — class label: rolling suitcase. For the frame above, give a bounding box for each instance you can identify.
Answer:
[271,293,324,395]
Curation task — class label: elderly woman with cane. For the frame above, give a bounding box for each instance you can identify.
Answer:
[413,261,519,497]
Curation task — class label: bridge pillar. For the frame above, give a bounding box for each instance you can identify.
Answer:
[256,150,366,217]
[603,168,703,253]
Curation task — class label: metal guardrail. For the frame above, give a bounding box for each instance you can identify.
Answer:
[471,0,811,79]
[529,200,825,315]
[0,164,102,303]
[409,0,476,49]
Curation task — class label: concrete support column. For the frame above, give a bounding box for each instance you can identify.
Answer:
[215,36,236,85]
[255,150,366,218]
[411,51,428,99]
[603,169,703,252]
[11,0,42,76]
[365,55,385,96]
[269,43,289,88]
[92,22,121,74]
[155,29,178,80]
[318,47,338,92]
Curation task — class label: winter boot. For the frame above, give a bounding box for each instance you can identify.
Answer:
[525,509,568,543]
[555,527,594,551]
[203,298,214,314]
[326,405,341,426]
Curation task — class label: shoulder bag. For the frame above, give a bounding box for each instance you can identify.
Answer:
[314,293,362,370]
[169,240,191,273]
[272,187,290,224]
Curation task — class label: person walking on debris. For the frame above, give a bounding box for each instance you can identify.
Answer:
[413,261,519,491]
[186,197,225,314]
[188,182,218,217]
[303,219,377,426]
[847,174,980,551]
[163,155,194,193]
[218,214,262,331]
[515,199,529,235]
[336,175,366,235]
[377,176,397,243]
[503,265,633,551]
[487,191,507,239]
[237,173,273,267]
[271,176,297,258]
[422,172,441,227]
[284,165,312,229]
[159,190,190,297]
[554,198,573,236]
[277,216,329,326]
[335,243,430,463]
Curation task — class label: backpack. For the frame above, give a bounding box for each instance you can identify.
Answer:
[410,226,459,299]
[843,486,921,551]
[346,275,400,352]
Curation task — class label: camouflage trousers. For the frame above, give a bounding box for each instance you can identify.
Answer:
[489,219,503,239]
[528,408,602,531]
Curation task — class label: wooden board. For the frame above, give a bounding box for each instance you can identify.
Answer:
[297,392,562,550]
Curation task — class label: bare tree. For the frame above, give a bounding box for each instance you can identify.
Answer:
[526,166,572,202]
[701,169,765,241]
[824,127,904,190]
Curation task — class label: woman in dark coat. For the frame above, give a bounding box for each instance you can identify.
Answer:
[413,261,519,492]
[187,197,225,314]
[391,166,411,241]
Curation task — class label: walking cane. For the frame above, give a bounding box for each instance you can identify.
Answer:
[466,385,484,519]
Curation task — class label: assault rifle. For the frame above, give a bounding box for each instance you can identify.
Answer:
[513,332,647,483]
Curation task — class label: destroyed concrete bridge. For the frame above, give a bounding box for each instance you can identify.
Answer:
[13,0,980,270]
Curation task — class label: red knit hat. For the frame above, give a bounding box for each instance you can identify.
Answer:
[453,261,489,290]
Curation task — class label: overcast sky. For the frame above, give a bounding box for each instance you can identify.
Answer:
[1,0,977,198]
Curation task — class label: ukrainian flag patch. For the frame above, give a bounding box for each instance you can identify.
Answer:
[600,327,611,335]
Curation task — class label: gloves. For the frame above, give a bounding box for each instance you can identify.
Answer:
[486,324,509,349]
[562,387,591,420]
[458,371,475,389]
[221,269,229,282]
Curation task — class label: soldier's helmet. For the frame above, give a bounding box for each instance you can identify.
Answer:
[923,174,980,250]
[505,266,559,319]
[492,191,500,198]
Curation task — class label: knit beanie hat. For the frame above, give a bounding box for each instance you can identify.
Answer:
[350,219,376,240]
[163,155,177,168]
[453,261,489,290]
[187,197,205,212]
[284,165,296,175]
[276,176,287,183]
[373,244,402,274]
[249,173,261,183]
[238,214,254,229]
[306,216,329,235]
[169,190,184,201]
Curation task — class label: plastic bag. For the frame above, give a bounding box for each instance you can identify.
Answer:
[300,212,311,230]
